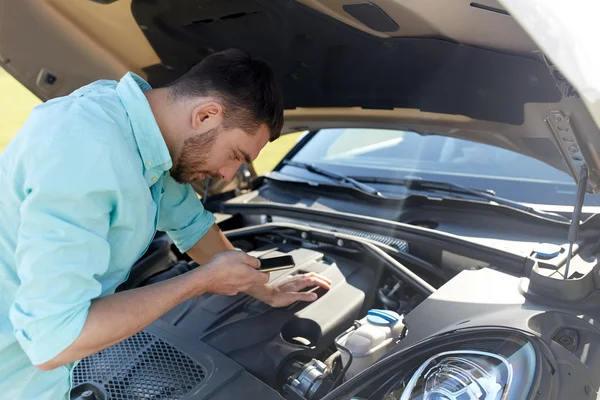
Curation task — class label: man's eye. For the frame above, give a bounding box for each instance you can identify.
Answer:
[233,154,240,161]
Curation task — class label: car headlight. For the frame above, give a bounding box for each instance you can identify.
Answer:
[393,350,514,400]
[326,328,552,400]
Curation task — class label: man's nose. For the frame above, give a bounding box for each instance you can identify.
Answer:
[218,165,240,182]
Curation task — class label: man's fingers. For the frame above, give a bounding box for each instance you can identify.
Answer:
[232,250,261,269]
[250,256,261,269]
[303,275,332,290]
[290,275,331,292]
[254,268,270,284]
[286,291,318,303]
[303,272,332,285]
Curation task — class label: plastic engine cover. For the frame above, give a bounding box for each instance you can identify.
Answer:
[161,247,378,386]
[72,246,379,399]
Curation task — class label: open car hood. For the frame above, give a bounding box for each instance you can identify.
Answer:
[1,0,599,192]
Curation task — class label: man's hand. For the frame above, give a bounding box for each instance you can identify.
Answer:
[247,272,332,308]
[185,224,332,307]
[192,250,269,296]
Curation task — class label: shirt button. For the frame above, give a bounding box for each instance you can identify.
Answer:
[151,176,158,183]
[146,161,152,167]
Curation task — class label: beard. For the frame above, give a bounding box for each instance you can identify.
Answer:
[170,127,219,184]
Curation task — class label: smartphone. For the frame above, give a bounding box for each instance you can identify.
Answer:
[258,255,295,272]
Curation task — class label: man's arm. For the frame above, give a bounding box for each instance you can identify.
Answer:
[36,251,267,371]
[37,268,200,370]
[186,223,235,264]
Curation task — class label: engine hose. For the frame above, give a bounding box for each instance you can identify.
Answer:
[324,351,341,372]
[363,244,436,296]
[328,343,353,394]
[327,321,361,395]
[377,288,398,309]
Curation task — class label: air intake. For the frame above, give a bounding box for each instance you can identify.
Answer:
[271,217,409,252]
[72,331,207,400]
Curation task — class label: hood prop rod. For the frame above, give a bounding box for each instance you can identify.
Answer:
[564,165,588,280]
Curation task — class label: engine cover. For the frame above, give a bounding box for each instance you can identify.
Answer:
[72,246,380,398]
[164,247,377,385]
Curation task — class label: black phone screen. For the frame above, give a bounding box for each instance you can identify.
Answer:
[258,255,295,272]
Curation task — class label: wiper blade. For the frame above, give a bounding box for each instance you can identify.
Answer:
[356,176,571,223]
[282,160,383,197]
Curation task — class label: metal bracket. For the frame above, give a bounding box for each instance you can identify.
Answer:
[545,111,596,192]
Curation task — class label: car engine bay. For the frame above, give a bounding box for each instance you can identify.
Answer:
[70,213,600,400]
[2,0,600,397]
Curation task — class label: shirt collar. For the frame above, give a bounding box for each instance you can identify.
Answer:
[116,72,172,186]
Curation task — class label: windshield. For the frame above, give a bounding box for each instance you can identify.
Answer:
[285,128,600,207]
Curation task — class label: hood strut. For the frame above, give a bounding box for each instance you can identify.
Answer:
[564,165,588,280]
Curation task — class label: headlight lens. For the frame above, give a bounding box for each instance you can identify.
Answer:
[392,350,511,400]
[332,329,543,400]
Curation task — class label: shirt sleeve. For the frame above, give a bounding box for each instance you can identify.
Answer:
[157,174,216,254]
[9,135,121,366]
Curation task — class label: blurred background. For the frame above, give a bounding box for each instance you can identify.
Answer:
[0,68,300,176]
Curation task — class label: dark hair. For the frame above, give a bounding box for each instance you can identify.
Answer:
[165,49,284,141]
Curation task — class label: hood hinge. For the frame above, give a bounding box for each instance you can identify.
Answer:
[545,111,596,192]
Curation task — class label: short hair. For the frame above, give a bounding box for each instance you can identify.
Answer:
[165,49,284,141]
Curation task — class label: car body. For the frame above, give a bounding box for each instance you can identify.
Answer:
[2,0,600,399]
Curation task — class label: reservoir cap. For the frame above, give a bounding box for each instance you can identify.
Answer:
[367,309,400,326]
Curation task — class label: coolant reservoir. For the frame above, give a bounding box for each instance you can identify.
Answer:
[336,309,405,379]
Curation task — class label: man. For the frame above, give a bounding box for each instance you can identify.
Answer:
[0,49,331,399]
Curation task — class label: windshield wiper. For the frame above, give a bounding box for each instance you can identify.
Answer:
[279,163,569,223]
[281,160,383,197]
[355,176,571,223]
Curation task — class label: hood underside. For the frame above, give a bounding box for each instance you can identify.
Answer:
[2,0,600,192]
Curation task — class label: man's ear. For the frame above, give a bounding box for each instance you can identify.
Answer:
[191,102,223,130]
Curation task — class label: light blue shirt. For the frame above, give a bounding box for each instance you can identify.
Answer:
[0,72,216,399]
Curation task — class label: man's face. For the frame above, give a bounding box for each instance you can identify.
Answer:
[170,122,270,184]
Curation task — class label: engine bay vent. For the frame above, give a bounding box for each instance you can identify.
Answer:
[72,331,207,400]
[270,217,409,252]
